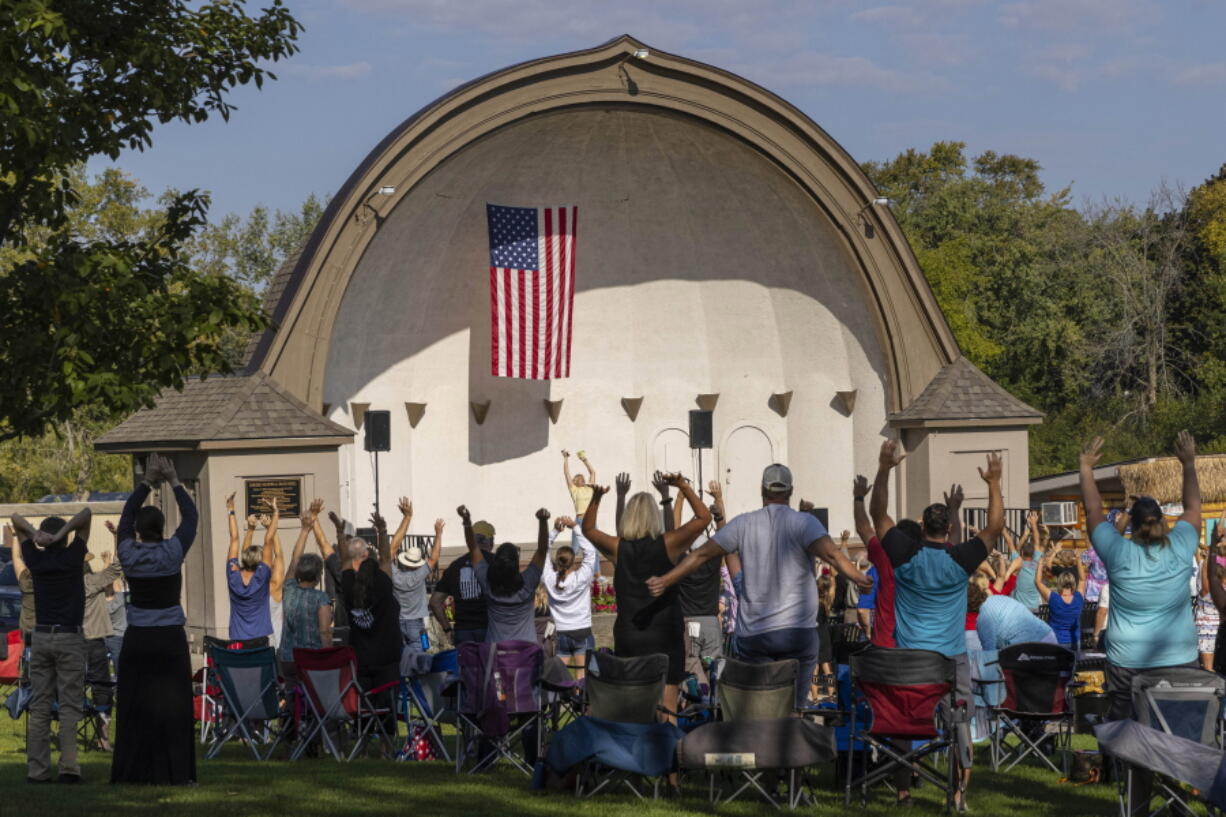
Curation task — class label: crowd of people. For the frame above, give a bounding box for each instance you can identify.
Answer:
[5,430,1222,808]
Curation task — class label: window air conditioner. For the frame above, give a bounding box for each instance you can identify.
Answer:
[1041,501,1079,526]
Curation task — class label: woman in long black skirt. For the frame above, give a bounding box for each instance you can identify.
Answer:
[112,454,199,785]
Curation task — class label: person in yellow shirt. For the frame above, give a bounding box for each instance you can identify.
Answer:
[562,449,596,516]
[562,449,599,576]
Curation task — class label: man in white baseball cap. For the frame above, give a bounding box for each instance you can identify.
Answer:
[647,462,870,707]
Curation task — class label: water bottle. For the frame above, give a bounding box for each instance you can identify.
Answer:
[420,631,430,651]
[494,671,506,702]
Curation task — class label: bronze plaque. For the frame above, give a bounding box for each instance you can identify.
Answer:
[245,478,301,518]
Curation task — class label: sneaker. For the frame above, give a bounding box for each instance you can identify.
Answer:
[58,773,83,784]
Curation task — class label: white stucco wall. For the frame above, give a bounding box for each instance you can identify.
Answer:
[323,106,894,543]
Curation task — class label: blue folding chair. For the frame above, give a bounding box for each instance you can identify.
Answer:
[398,649,458,762]
[205,644,286,760]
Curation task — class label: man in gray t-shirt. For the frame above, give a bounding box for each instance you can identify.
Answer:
[647,464,870,707]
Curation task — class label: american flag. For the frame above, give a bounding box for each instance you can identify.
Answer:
[486,203,578,379]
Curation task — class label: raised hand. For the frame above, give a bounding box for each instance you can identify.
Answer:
[1027,509,1040,526]
[561,449,570,459]
[308,497,324,517]
[662,472,685,488]
[536,508,551,521]
[369,511,387,532]
[589,484,610,502]
[259,513,273,529]
[615,472,631,496]
[143,454,165,486]
[104,520,118,537]
[707,480,723,500]
[978,452,1003,483]
[398,497,412,517]
[651,471,670,499]
[1175,429,1197,464]
[879,439,905,470]
[944,484,964,509]
[434,518,445,535]
[225,492,236,512]
[456,505,471,523]
[798,499,815,512]
[840,530,851,543]
[1080,436,1105,470]
[853,475,870,499]
[161,455,179,485]
[554,516,575,531]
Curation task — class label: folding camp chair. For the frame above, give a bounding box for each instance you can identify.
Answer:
[398,648,457,762]
[540,654,584,735]
[77,680,115,752]
[572,651,670,798]
[0,630,21,696]
[455,639,544,775]
[845,646,966,811]
[1096,719,1226,817]
[205,644,287,760]
[292,646,395,761]
[680,657,835,809]
[987,642,1076,774]
[1132,667,1225,746]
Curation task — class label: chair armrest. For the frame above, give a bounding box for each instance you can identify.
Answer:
[367,679,401,697]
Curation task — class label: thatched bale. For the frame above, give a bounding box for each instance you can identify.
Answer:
[1119,455,1226,505]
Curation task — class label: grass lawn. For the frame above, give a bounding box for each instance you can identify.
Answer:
[0,715,1122,816]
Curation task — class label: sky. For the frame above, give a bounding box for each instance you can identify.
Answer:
[90,0,1226,222]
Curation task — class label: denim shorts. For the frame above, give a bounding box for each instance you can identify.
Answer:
[555,628,595,657]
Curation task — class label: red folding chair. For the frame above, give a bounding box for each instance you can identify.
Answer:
[845,646,967,811]
[0,630,21,690]
[292,646,395,761]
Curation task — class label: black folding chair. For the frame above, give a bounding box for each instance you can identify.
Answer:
[680,658,835,809]
[576,651,670,798]
[986,642,1076,774]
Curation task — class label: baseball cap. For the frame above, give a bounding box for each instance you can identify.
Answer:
[472,520,496,540]
[761,463,793,492]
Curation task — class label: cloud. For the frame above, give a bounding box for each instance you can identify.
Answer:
[280,61,372,81]
[850,5,926,29]
[999,0,1160,34]
[1173,63,1226,86]
[736,51,952,95]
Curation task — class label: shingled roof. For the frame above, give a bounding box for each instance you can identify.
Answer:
[95,370,353,452]
[889,357,1043,426]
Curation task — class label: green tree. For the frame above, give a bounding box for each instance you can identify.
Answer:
[0,0,302,442]
[864,143,1226,476]
[190,193,328,292]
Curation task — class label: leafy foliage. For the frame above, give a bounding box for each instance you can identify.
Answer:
[864,145,1226,475]
[0,0,302,443]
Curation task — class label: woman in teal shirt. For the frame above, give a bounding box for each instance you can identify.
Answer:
[1080,432,1202,721]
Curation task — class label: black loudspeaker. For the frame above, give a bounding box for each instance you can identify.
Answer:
[364,410,391,452]
[808,507,829,531]
[689,410,713,449]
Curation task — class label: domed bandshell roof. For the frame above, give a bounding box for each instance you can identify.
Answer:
[251,34,958,411]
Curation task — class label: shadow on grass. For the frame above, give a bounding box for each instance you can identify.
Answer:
[1,719,1120,817]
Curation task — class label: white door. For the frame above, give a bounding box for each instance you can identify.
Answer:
[651,427,691,481]
[721,425,775,519]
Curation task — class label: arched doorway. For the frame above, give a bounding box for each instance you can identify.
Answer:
[720,424,775,519]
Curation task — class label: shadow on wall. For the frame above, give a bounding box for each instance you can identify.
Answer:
[467,327,551,464]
